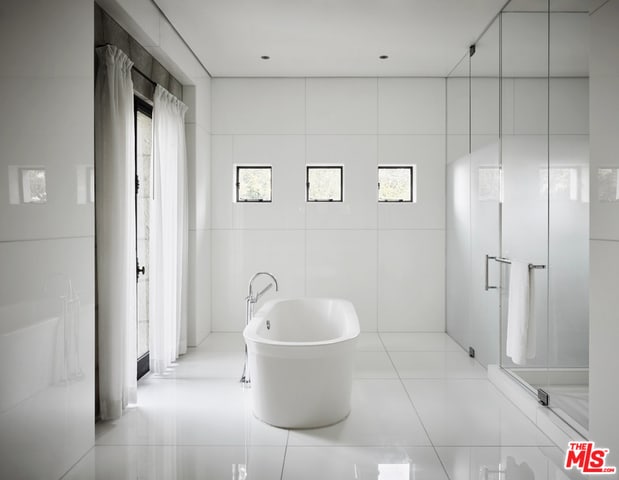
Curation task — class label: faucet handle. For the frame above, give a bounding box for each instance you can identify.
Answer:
[256,283,273,299]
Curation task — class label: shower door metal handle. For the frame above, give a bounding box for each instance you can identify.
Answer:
[485,254,497,291]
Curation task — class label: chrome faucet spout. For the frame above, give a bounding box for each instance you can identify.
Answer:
[247,272,279,304]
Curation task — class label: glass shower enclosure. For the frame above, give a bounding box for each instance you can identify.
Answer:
[446,0,590,435]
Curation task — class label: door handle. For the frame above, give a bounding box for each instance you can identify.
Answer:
[485,254,497,291]
[136,260,146,281]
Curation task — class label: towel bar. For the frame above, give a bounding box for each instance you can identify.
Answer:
[489,256,546,270]
[485,254,546,291]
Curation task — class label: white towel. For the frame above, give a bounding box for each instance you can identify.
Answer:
[506,260,536,365]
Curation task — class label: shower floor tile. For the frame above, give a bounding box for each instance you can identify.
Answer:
[403,378,555,447]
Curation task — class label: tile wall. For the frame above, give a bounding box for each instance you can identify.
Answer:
[0,1,95,478]
[211,77,446,332]
[589,0,619,464]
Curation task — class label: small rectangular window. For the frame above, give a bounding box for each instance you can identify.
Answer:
[21,168,47,204]
[306,166,343,202]
[378,166,413,202]
[236,166,272,202]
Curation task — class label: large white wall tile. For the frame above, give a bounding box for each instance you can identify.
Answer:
[0,237,95,312]
[447,135,469,165]
[306,78,377,134]
[306,135,378,229]
[502,78,515,135]
[378,78,445,134]
[185,123,198,230]
[211,134,306,230]
[471,78,499,135]
[0,0,93,78]
[378,230,445,332]
[590,114,619,241]
[184,79,211,131]
[378,135,445,229]
[188,229,211,346]
[211,77,446,334]
[590,0,619,460]
[187,123,211,231]
[0,3,95,477]
[514,78,548,135]
[306,230,378,331]
[447,77,469,136]
[212,78,305,134]
[196,76,212,133]
[211,230,306,331]
[0,77,94,241]
[589,240,619,458]
[550,78,589,135]
[590,9,619,242]
[211,134,234,226]
[194,125,211,231]
[0,237,95,479]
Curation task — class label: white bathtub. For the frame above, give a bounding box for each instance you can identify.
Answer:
[243,298,360,428]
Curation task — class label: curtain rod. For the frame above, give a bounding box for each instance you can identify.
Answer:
[132,65,157,87]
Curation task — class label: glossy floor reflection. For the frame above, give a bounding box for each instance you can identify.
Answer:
[63,333,574,479]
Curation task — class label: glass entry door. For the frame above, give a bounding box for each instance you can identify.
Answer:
[135,97,153,379]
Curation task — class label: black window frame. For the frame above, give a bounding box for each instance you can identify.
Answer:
[306,165,344,202]
[235,165,273,203]
[377,165,414,203]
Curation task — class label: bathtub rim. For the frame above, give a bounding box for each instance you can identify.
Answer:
[243,297,360,348]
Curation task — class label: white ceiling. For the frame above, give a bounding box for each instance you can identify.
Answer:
[153,0,509,77]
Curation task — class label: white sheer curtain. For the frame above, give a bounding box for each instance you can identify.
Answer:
[94,45,137,420]
[150,85,189,373]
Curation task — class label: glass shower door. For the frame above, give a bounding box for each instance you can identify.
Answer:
[470,18,501,367]
[546,7,590,432]
[500,3,551,399]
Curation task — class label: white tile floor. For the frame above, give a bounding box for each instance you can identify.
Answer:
[63,333,576,479]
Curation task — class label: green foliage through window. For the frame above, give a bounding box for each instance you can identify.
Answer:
[307,166,343,202]
[378,166,413,202]
[237,166,272,202]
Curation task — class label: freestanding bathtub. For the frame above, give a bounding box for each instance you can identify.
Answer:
[243,298,360,428]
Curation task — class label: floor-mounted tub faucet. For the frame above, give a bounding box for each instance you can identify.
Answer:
[241,272,279,385]
[247,272,279,317]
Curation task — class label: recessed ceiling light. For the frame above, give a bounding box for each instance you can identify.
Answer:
[379,55,389,60]
[261,55,270,60]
